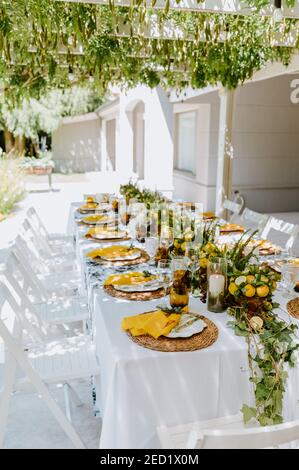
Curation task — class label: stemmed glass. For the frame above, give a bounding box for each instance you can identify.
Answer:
[157,260,171,298]
[145,236,159,266]
[185,242,199,296]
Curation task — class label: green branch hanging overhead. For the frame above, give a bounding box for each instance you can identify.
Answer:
[0,0,298,102]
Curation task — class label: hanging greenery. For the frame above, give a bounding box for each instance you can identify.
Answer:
[0,1,298,102]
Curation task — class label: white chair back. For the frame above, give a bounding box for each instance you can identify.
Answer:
[27,206,49,238]
[12,241,49,301]
[260,216,299,253]
[158,414,299,449]
[188,420,299,449]
[240,208,269,233]
[22,218,52,257]
[222,198,242,222]
[15,234,48,275]
[0,282,85,449]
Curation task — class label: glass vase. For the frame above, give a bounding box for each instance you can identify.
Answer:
[207,257,227,313]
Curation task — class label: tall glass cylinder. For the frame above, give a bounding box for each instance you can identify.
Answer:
[207,257,227,313]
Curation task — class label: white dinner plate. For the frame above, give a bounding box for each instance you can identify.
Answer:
[100,250,141,262]
[166,314,207,338]
[113,279,162,292]
[92,231,127,240]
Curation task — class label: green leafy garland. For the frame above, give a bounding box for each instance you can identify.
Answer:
[0,1,298,103]
[194,224,299,424]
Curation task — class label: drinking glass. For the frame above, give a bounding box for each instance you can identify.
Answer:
[185,243,199,297]
[157,260,171,297]
[145,236,159,266]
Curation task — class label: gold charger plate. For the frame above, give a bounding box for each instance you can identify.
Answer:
[126,313,218,352]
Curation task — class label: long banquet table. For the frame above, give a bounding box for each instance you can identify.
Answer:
[70,204,299,449]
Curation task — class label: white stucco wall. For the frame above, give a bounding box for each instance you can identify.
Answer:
[173,91,219,211]
[118,86,174,197]
[173,74,299,213]
[233,74,299,212]
[52,113,101,173]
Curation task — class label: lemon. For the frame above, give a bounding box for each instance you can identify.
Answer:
[200,258,208,269]
[205,242,215,254]
[235,275,247,286]
[271,281,277,291]
[181,242,187,252]
[174,240,181,249]
[256,285,269,297]
[246,275,255,284]
[228,282,238,295]
[184,233,193,242]
[243,284,256,297]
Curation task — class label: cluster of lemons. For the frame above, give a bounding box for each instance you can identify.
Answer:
[228,269,278,299]
[198,242,219,269]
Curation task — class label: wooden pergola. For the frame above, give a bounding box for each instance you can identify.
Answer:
[53,0,299,215]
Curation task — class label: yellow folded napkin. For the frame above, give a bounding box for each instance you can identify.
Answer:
[86,196,96,203]
[86,245,138,260]
[104,271,156,287]
[122,310,181,339]
[83,214,108,223]
[79,203,98,210]
[220,223,244,233]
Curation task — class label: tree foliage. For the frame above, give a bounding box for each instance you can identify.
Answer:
[0,1,298,103]
[0,85,103,140]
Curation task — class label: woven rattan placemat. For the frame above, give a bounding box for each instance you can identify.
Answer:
[104,284,167,301]
[126,314,218,352]
[287,297,299,319]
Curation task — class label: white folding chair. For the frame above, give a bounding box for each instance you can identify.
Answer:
[239,208,269,234]
[2,251,89,332]
[222,198,242,222]
[26,207,74,254]
[22,220,77,272]
[12,241,83,300]
[0,282,100,449]
[260,216,299,254]
[157,414,299,449]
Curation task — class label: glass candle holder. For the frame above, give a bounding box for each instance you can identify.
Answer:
[170,256,191,309]
[170,284,189,309]
[207,257,227,313]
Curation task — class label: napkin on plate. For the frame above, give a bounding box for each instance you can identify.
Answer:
[122,310,181,339]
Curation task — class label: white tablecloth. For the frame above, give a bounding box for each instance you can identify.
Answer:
[71,205,299,449]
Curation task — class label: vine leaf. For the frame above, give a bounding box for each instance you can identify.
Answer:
[241,404,256,424]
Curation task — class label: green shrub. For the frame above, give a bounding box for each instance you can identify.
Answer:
[0,152,26,218]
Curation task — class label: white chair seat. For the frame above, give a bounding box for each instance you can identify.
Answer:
[35,297,89,325]
[40,252,78,273]
[37,271,82,297]
[47,235,75,255]
[27,335,100,384]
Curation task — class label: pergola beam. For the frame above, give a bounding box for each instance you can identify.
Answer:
[56,0,299,19]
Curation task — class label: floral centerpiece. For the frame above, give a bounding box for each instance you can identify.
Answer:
[191,221,298,426]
